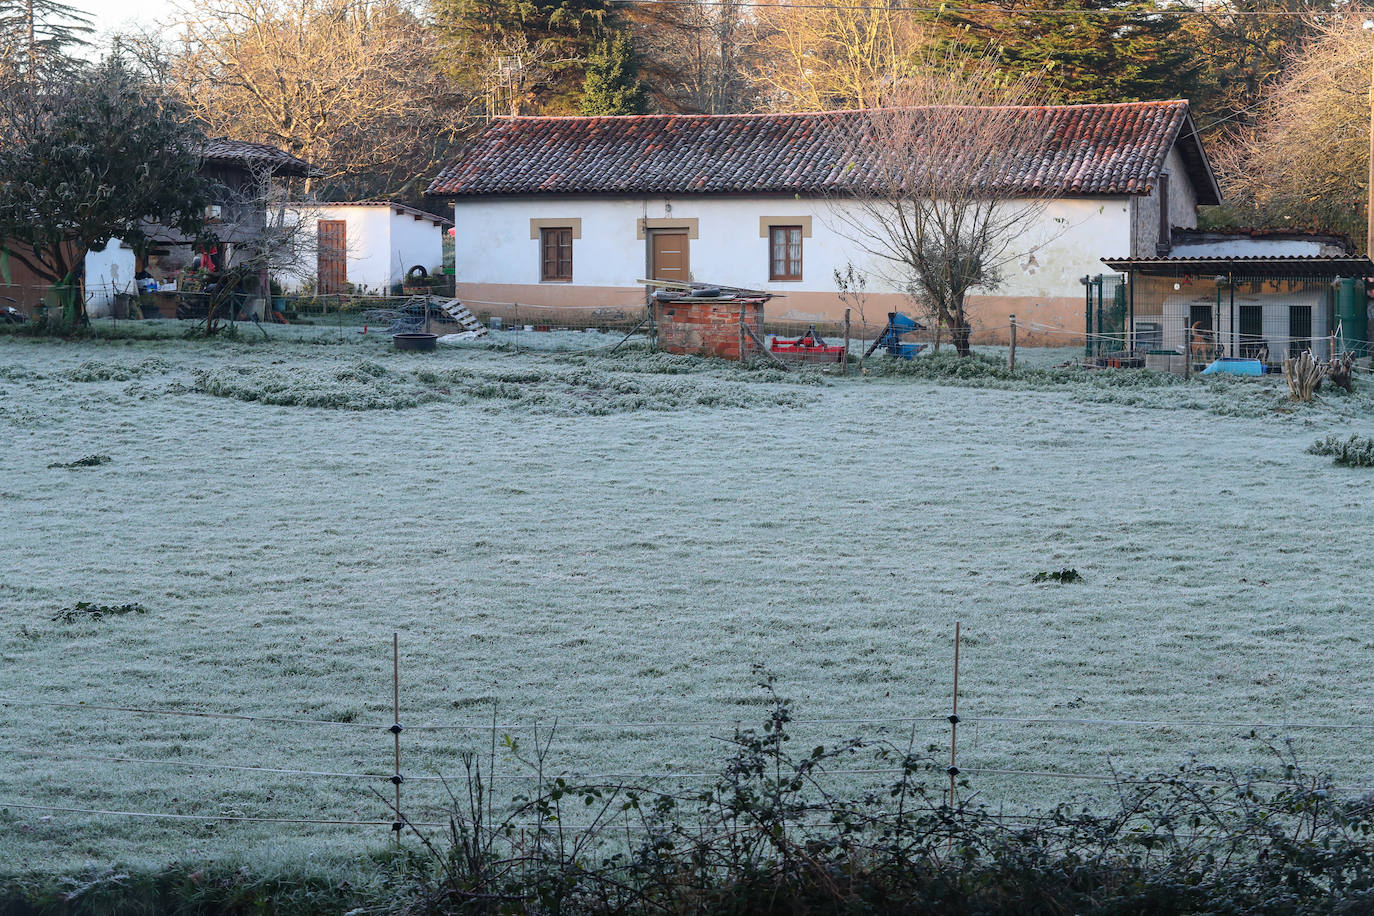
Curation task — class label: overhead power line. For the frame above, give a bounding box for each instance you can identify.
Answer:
[613,0,1334,17]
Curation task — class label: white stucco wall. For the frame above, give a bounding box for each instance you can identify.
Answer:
[452,194,1132,319]
[1169,239,1327,257]
[388,212,445,285]
[84,240,137,315]
[279,205,448,293]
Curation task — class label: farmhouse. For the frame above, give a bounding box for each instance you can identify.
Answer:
[427,101,1220,341]
[84,139,318,318]
[278,201,452,296]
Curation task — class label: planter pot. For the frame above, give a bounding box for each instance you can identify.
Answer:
[393,332,438,352]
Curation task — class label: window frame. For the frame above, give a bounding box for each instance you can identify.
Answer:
[540,226,574,282]
[769,225,803,282]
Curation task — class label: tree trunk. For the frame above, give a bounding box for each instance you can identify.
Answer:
[951,299,972,357]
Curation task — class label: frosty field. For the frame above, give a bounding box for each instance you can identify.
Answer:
[2,325,1374,873]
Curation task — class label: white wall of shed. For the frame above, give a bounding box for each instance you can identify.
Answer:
[387,212,445,288]
[84,240,137,315]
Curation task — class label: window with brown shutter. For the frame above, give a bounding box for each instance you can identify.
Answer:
[769,226,802,281]
[541,227,573,281]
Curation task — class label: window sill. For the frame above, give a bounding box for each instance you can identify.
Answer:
[540,279,573,283]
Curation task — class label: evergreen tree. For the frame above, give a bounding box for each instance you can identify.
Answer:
[0,0,93,77]
[580,32,646,115]
[930,1,1198,105]
[0,58,210,324]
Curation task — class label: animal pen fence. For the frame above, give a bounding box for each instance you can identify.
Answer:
[1092,257,1373,371]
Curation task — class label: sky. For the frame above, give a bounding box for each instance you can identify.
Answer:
[71,0,165,40]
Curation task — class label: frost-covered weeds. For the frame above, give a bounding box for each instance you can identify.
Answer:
[7,693,1374,915]
[1308,433,1374,467]
[193,359,818,413]
[867,350,1368,418]
[194,361,443,410]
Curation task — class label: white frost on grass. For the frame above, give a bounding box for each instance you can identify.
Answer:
[2,331,1374,871]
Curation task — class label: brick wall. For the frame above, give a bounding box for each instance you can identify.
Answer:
[653,298,766,359]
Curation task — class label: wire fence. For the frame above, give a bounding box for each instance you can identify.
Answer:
[6,628,1374,844]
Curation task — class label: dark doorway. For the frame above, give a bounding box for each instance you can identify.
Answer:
[1238,305,1265,359]
[1289,305,1312,358]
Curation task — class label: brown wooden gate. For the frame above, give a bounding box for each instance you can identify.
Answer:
[650,231,689,285]
[317,220,347,293]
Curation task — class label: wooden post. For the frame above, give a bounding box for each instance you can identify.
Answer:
[391,632,402,843]
[1008,314,1017,371]
[947,621,961,854]
[1184,323,1192,379]
[948,621,960,811]
[842,308,852,375]
[739,303,747,363]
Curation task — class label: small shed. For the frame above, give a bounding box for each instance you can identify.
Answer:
[281,201,452,295]
[1099,254,1374,365]
[651,286,768,359]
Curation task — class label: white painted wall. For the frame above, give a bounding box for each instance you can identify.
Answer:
[452,194,1132,310]
[84,240,137,316]
[389,211,445,285]
[279,205,448,294]
[1170,239,1327,257]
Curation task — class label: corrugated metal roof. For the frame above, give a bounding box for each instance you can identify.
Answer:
[1102,255,1374,276]
[428,101,1219,204]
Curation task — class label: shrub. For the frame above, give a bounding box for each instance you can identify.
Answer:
[1308,433,1374,467]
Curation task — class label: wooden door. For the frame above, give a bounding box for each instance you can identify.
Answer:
[317,220,347,294]
[651,232,689,285]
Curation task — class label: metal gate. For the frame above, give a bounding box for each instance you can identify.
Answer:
[1084,274,1127,357]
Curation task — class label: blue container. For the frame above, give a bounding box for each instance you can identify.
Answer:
[1201,357,1265,376]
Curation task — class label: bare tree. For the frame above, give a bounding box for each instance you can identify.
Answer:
[169,0,476,199]
[749,0,927,111]
[1214,10,1372,247]
[830,52,1054,357]
[627,0,756,113]
[188,164,320,335]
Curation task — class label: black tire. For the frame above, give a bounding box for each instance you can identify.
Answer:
[405,265,429,282]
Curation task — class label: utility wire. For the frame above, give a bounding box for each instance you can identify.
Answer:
[612,0,1330,16]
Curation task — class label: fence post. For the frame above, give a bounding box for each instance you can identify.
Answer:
[842,308,851,375]
[948,620,961,810]
[739,304,747,363]
[1008,314,1017,371]
[390,633,403,843]
[947,621,961,853]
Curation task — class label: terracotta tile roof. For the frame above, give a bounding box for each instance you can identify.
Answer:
[202,139,321,178]
[428,101,1219,204]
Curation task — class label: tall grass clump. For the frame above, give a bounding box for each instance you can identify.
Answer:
[1308,433,1374,467]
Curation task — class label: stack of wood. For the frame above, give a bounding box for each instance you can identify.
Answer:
[1283,350,1358,401]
